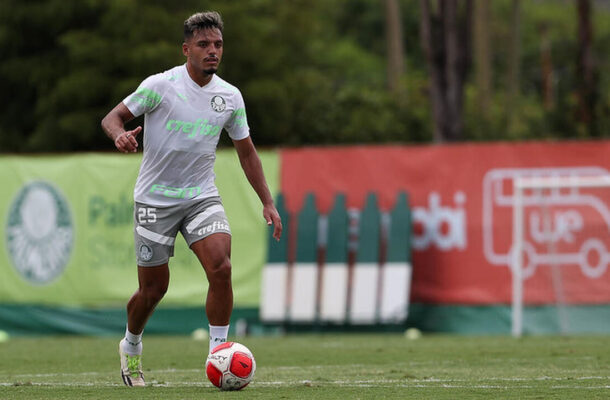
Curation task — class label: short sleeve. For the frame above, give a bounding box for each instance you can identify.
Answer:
[122,75,164,117]
[224,91,250,140]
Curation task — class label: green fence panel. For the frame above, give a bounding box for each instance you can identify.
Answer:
[356,193,380,263]
[295,193,318,263]
[388,191,411,263]
[326,193,348,263]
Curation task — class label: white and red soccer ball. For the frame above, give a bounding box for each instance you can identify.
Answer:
[206,342,256,390]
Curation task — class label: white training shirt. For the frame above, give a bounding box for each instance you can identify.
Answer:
[123,64,250,206]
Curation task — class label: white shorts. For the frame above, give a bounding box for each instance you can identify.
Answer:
[133,196,231,266]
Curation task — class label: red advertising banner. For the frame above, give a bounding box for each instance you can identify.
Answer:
[280,141,610,305]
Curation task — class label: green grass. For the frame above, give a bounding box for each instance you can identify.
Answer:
[0,333,609,399]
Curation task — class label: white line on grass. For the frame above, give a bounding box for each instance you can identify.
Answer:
[2,367,609,391]
[3,368,201,378]
[2,369,609,383]
[1,381,610,390]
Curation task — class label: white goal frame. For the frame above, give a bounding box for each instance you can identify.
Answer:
[511,175,610,337]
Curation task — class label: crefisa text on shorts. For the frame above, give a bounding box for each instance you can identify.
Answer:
[198,220,230,236]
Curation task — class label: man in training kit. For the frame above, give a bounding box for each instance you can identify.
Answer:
[101,11,282,387]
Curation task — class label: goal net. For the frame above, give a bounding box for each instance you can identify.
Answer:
[512,175,610,337]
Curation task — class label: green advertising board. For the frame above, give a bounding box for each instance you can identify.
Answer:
[0,152,279,310]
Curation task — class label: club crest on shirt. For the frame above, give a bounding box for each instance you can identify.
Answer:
[210,96,226,112]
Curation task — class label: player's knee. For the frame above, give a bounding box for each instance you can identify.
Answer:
[208,258,232,284]
[141,282,168,305]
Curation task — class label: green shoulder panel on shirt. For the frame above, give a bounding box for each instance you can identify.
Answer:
[134,88,162,108]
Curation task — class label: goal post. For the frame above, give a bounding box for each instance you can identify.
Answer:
[512,175,610,337]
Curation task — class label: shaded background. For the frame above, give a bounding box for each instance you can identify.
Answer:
[1,0,609,153]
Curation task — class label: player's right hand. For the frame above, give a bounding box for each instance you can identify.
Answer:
[114,126,142,153]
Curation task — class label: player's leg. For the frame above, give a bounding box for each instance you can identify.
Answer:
[127,264,170,335]
[180,197,233,353]
[190,232,233,352]
[120,202,178,387]
[119,263,170,387]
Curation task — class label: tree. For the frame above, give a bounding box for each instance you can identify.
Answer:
[1,0,609,151]
[539,23,554,111]
[506,0,522,129]
[473,0,491,116]
[575,0,597,134]
[419,0,472,142]
[383,0,405,93]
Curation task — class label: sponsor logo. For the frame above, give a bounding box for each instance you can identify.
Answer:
[88,193,132,226]
[483,167,610,279]
[165,118,221,138]
[197,221,230,236]
[139,243,153,262]
[208,354,228,362]
[150,184,202,199]
[210,95,226,112]
[412,191,467,251]
[5,181,74,284]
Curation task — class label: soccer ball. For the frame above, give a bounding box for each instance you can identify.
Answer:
[205,342,256,390]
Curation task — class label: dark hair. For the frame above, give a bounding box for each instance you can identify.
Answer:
[184,11,224,40]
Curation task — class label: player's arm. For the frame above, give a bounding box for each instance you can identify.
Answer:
[232,136,282,241]
[101,102,141,153]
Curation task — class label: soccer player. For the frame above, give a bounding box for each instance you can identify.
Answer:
[101,11,282,387]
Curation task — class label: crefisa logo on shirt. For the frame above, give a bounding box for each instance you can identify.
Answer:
[5,181,74,284]
[210,95,226,112]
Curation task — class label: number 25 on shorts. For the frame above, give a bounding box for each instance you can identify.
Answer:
[137,207,157,224]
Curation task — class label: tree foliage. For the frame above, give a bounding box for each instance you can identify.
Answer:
[0,0,608,152]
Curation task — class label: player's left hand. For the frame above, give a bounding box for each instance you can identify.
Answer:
[263,204,282,241]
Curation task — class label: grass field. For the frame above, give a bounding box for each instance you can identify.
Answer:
[0,333,609,399]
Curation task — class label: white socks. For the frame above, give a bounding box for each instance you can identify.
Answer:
[209,324,229,353]
[121,324,228,355]
[121,325,143,356]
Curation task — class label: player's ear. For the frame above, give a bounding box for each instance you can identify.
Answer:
[182,42,189,57]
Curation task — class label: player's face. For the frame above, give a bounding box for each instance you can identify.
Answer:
[183,28,223,78]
